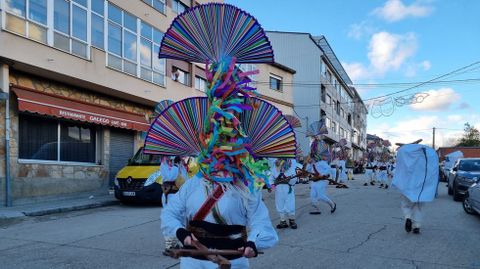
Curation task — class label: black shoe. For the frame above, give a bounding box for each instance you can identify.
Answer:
[412,228,420,234]
[309,211,321,215]
[363,183,368,186]
[379,184,384,188]
[385,184,389,189]
[405,218,412,233]
[276,221,288,229]
[331,202,337,214]
[370,182,375,186]
[289,219,298,229]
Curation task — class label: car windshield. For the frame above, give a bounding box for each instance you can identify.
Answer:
[129,148,162,165]
[458,160,480,172]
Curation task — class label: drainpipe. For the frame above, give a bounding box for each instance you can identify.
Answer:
[5,92,11,207]
[1,64,11,207]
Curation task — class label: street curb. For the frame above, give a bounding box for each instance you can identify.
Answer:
[1,199,120,221]
[23,200,121,217]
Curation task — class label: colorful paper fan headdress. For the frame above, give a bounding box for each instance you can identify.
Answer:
[144,3,296,191]
[306,119,328,137]
[159,3,274,64]
[333,138,348,160]
[309,137,329,162]
[284,115,302,128]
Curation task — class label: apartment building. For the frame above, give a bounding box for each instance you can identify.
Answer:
[0,0,295,204]
[266,31,368,159]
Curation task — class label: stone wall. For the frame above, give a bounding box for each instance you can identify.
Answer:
[0,71,151,202]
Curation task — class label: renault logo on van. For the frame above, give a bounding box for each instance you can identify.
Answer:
[126,177,133,185]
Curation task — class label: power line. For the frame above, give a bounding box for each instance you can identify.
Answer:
[251,77,480,87]
[361,61,480,102]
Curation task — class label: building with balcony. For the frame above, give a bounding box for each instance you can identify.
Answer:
[266,31,368,160]
[0,0,295,204]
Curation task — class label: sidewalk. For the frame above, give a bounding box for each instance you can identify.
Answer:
[0,189,120,220]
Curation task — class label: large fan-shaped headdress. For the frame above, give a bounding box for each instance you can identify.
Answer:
[332,138,348,160]
[159,3,274,64]
[306,119,329,137]
[144,3,295,192]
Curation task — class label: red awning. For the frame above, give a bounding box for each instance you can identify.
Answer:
[12,86,150,131]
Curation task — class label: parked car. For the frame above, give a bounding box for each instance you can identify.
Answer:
[463,182,480,215]
[447,158,480,201]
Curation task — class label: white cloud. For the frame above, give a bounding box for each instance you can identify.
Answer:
[368,31,417,73]
[347,21,377,40]
[421,60,431,70]
[342,62,371,82]
[410,88,460,111]
[343,31,419,83]
[368,115,461,149]
[372,0,434,22]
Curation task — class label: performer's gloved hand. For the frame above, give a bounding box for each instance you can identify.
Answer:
[238,241,258,258]
[176,228,197,246]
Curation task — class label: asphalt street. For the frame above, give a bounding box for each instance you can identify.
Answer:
[0,174,479,269]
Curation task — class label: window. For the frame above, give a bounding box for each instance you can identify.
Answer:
[91,0,105,49]
[172,0,188,14]
[4,0,48,44]
[195,76,207,92]
[336,101,340,115]
[326,94,331,105]
[139,21,165,85]
[52,0,89,58]
[172,67,190,86]
[331,121,337,134]
[325,117,331,128]
[238,64,257,85]
[142,0,166,14]
[321,60,326,76]
[326,70,333,83]
[269,74,282,91]
[340,108,345,119]
[107,3,166,86]
[321,85,326,103]
[19,114,97,163]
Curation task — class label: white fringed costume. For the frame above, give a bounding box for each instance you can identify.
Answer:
[269,158,298,222]
[161,176,278,269]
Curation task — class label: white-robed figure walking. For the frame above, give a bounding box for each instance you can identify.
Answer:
[337,159,348,183]
[269,158,298,229]
[392,144,439,234]
[306,153,337,215]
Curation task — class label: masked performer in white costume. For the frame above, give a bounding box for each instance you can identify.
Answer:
[392,144,439,234]
[269,158,298,229]
[306,144,337,215]
[142,4,299,268]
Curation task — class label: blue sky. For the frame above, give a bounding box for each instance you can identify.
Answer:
[226,0,480,147]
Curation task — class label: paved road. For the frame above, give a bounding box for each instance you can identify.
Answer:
[1,175,479,269]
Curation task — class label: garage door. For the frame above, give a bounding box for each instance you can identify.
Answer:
[109,129,134,186]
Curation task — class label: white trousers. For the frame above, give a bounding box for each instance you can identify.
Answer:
[180,257,249,269]
[329,168,336,180]
[400,195,424,228]
[275,184,295,220]
[310,180,334,211]
[377,170,388,183]
[338,169,347,182]
[365,169,376,182]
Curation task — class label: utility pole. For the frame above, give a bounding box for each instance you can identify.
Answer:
[432,127,436,150]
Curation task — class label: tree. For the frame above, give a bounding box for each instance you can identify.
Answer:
[456,123,480,147]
